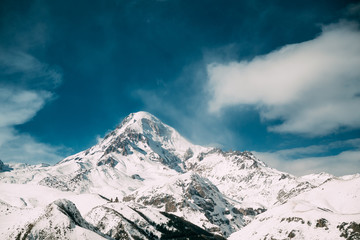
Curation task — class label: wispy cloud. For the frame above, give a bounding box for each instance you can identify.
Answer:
[0,132,67,165]
[254,139,360,176]
[0,49,66,164]
[0,88,51,129]
[134,88,237,148]
[0,0,68,165]
[133,60,242,149]
[207,22,360,136]
[0,49,62,89]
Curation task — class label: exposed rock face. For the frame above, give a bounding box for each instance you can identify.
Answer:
[0,160,12,172]
[85,202,226,240]
[123,172,245,236]
[316,218,329,229]
[338,222,360,240]
[97,157,119,167]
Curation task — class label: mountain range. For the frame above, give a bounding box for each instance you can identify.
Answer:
[0,111,359,239]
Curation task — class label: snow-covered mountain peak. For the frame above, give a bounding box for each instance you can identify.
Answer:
[86,111,209,172]
[108,111,196,151]
[2,111,358,239]
[115,111,158,131]
[96,112,187,150]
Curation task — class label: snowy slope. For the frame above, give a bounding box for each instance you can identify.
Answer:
[0,183,109,239]
[229,175,360,240]
[1,198,110,240]
[86,202,226,239]
[0,183,106,214]
[0,183,223,240]
[186,149,323,209]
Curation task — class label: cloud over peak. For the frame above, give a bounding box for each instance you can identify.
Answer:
[207,22,360,136]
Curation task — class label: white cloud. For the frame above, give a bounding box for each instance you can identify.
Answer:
[96,135,104,144]
[207,22,360,136]
[0,49,62,88]
[0,88,51,128]
[254,139,360,176]
[0,88,65,164]
[0,50,65,165]
[0,133,66,164]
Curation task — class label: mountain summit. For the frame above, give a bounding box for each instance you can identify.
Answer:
[0,112,359,239]
[93,111,205,172]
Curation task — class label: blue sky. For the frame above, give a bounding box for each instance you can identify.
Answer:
[0,0,359,176]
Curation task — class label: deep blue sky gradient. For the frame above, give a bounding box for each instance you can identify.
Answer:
[1,0,359,164]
